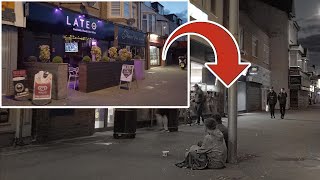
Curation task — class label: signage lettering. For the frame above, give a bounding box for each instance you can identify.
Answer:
[66,16,97,34]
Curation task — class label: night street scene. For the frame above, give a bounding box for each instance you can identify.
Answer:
[1,0,320,180]
[2,1,188,106]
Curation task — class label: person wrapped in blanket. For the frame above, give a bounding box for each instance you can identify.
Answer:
[175,117,227,170]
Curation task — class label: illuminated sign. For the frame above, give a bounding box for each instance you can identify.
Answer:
[66,16,97,34]
[249,66,259,75]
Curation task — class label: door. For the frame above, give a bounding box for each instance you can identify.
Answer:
[246,82,262,111]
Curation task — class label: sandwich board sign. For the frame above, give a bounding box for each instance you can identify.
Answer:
[12,70,30,100]
[119,64,138,90]
[32,71,53,105]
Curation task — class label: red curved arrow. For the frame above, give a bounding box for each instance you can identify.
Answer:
[162,21,251,88]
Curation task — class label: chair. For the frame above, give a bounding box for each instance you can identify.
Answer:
[68,67,79,90]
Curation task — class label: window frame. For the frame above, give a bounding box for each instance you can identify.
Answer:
[110,2,121,17]
[123,2,130,18]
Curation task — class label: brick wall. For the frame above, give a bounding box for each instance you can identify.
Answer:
[32,109,95,143]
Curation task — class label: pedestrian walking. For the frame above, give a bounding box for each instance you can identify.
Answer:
[267,87,277,119]
[278,88,287,119]
[155,109,169,132]
[193,84,205,125]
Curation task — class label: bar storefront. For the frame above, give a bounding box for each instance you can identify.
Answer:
[17,2,147,99]
[19,2,116,66]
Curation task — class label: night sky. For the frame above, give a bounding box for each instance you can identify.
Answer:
[295,0,320,67]
[156,1,188,23]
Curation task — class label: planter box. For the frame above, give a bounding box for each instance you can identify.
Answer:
[79,61,134,93]
[23,62,68,100]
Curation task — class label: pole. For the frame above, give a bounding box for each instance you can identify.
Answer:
[228,0,239,164]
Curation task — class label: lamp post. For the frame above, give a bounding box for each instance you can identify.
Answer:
[227,0,239,164]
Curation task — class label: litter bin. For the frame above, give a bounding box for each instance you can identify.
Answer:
[167,109,179,132]
[113,109,137,139]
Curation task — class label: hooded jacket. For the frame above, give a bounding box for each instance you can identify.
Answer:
[197,129,227,169]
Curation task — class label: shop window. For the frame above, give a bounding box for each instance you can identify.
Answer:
[111,2,121,17]
[252,36,258,57]
[124,2,130,18]
[0,109,9,124]
[150,46,160,66]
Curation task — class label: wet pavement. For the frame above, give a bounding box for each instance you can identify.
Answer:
[2,66,188,106]
[1,105,320,180]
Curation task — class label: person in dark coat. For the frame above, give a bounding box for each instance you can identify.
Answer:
[267,87,277,119]
[278,88,288,119]
[193,84,205,125]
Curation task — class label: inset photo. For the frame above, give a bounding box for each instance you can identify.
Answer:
[2,1,188,106]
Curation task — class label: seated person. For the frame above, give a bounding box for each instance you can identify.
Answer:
[213,114,228,149]
[176,118,227,170]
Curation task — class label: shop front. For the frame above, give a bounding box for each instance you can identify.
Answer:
[117,26,146,62]
[146,33,166,69]
[237,64,271,112]
[19,2,115,66]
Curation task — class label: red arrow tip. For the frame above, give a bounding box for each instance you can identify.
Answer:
[206,63,250,87]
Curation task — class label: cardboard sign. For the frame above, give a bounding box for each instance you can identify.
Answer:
[120,65,134,82]
[12,70,29,99]
[33,71,52,100]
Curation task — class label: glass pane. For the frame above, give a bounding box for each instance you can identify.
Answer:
[124,2,130,18]
[150,46,160,65]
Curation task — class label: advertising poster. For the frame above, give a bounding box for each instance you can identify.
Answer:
[12,70,29,100]
[33,71,53,100]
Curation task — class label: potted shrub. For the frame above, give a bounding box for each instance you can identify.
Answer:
[102,56,110,62]
[91,46,102,62]
[39,45,50,63]
[52,56,63,63]
[82,56,92,63]
[118,48,132,61]
[108,47,118,61]
[23,46,68,100]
